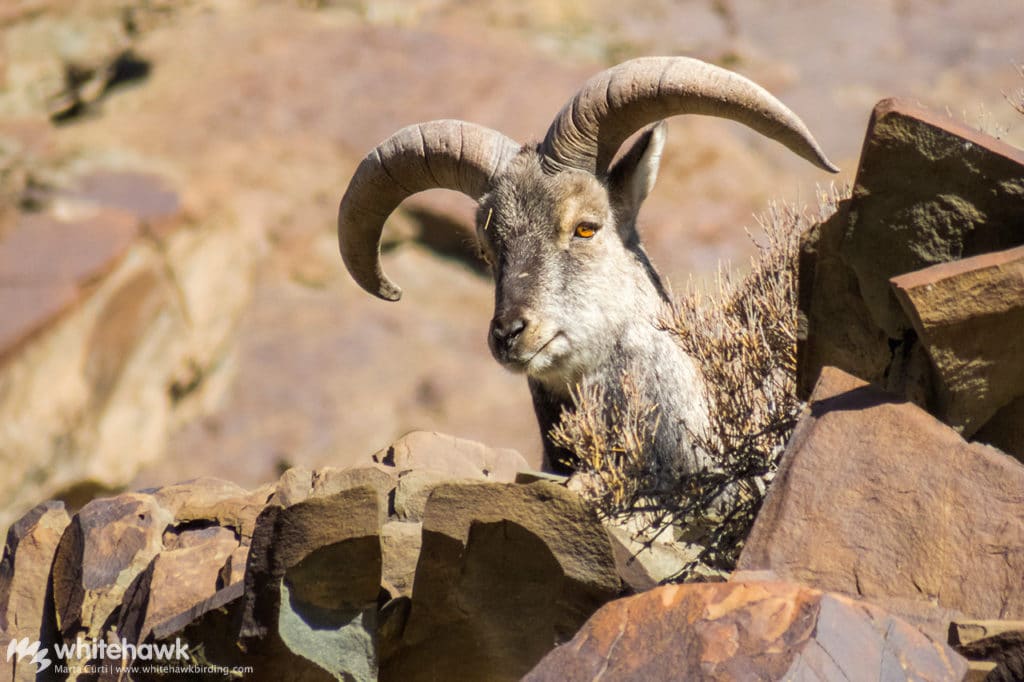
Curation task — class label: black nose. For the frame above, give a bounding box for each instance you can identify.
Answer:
[491,316,527,350]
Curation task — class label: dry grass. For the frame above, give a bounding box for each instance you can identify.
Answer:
[552,185,848,581]
[1007,62,1024,117]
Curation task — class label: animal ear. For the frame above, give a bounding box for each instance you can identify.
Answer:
[607,120,667,213]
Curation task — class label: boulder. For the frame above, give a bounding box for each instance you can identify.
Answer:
[51,493,172,643]
[115,525,241,650]
[524,581,967,681]
[0,501,70,654]
[238,484,384,682]
[891,244,1024,438]
[738,366,1024,639]
[796,201,891,398]
[383,481,620,682]
[41,478,265,675]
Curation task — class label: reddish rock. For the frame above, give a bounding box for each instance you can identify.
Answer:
[524,581,967,681]
[115,524,240,652]
[0,207,139,364]
[796,200,891,398]
[891,244,1024,437]
[738,367,1024,639]
[43,478,265,675]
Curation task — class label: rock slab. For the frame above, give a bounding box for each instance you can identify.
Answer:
[891,244,1024,438]
[382,480,621,682]
[738,366,1024,638]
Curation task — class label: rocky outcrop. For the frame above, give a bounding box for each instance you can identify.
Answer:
[0,432,625,681]
[798,98,1024,457]
[737,367,1024,639]
[524,581,967,681]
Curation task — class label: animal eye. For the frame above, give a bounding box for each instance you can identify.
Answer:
[574,222,599,239]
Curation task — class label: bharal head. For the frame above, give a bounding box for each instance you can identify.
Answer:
[337,56,838,390]
[476,126,669,388]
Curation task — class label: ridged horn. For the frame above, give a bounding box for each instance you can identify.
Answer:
[338,120,521,301]
[540,56,838,176]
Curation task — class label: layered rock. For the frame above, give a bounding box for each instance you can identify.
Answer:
[798,98,1024,456]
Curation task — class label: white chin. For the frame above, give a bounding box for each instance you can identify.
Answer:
[525,336,573,384]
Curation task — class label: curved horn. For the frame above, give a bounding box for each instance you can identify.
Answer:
[338,120,521,301]
[540,56,838,176]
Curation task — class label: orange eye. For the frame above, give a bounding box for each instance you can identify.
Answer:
[574,223,598,239]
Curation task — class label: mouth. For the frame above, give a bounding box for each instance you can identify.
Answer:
[496,332,567,375]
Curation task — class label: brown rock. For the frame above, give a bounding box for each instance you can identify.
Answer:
[0,501,70,643]
[796,201,891,398]
[267,464,397,518]
[951,620,1024,682]
[738,366,1024,638]
[524,581,967,681]
[381,521,422,598]
[392,468,458,522]
[375,430,530,482]
[843,98,1024,338]
[798,99,1024,402]
[113,524,240,667]
[153,477,271,543]
[891,244,1024,436]
[384,481,620,682]
[51,493,172,641]
[239,484,383,681]
[976,395,1024,462]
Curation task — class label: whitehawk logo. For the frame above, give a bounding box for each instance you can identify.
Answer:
[5,638,52,673]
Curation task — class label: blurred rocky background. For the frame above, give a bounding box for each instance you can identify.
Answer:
[1,0,1023,529]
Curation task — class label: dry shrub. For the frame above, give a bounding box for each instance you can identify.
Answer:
[552,185,847,581]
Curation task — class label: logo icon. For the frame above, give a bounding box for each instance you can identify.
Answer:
[6,638,52,673]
